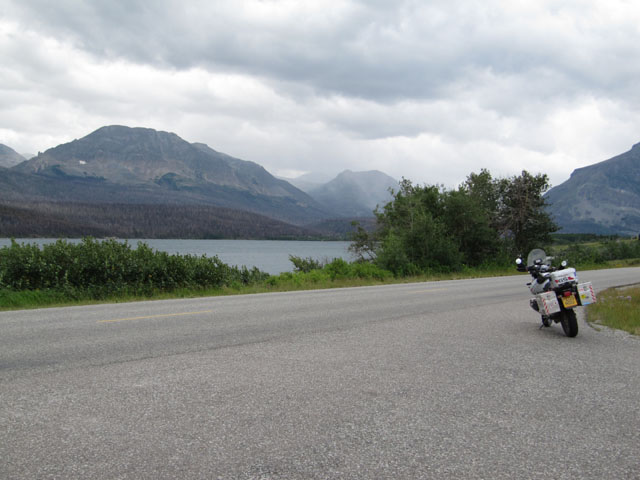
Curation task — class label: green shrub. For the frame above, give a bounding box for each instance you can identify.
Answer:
[305,269,330,283]
[374,232,412,276]
[350,262,391,280]
[324,258,351,280]
[0,238,269,299]
[289,255,324,273]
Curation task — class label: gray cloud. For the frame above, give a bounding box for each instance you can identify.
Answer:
[2,0,639,188]
[9,1,638,103]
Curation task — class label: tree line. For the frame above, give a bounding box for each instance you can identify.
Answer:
[0,202,321,239]
[349,169,558,274]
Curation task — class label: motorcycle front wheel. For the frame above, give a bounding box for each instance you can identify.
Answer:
[560,309,578,337]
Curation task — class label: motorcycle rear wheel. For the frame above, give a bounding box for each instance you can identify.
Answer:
[560,309,578,337]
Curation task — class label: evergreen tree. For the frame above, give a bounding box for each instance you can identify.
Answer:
[495,170,558,254]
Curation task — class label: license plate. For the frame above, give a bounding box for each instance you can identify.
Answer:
[561,294,578,308]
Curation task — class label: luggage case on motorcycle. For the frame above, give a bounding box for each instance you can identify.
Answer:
[536,291,561,315]
[577,282,597,305]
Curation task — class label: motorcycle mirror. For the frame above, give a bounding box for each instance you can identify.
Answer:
[561,260,568,268]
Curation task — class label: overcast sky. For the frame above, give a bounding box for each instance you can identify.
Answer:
[1,0,639,188]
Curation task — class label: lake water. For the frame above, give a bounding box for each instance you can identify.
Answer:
[0,238,355,275]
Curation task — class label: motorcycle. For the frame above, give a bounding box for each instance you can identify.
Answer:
[516,249,597,337]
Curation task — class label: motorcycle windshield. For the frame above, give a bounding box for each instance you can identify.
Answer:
[527,248,549,267]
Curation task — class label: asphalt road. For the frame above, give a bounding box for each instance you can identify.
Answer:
[1,268,639,479]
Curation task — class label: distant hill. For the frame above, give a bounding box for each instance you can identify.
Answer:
[8,126,330,226]
[0,144,25,168]
[308,170,397,218]
[545,142,640,235]
[284,172,334,192]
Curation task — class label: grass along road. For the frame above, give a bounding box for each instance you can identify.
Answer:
[588,285,640,335]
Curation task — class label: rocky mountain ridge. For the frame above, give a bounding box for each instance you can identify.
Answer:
[545,142,640,235]
[14,126,304,197]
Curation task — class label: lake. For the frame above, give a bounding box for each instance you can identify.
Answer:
[0,238,355,275]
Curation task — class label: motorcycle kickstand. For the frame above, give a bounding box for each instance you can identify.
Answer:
[540,315,551,328]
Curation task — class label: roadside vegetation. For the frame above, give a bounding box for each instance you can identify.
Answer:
[0,235,638,312]
[0,238,269,309]
[587,286,640,336]
[1,168,639,319]
[0,241,522,311]
[549,235,640,269]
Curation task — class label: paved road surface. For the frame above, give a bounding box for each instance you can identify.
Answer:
[1,268,639,479]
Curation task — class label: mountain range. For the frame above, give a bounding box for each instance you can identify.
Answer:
[2,125,639,238]
[0,126,394,238]
[8,126,329,225]
[545,142,640,236]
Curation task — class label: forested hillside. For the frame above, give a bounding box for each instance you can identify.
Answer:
[0,202,321,239]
